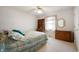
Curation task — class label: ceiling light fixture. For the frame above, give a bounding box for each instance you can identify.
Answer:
[34,6,44,14]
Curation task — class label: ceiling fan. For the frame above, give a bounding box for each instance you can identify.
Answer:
[34,6,44,14]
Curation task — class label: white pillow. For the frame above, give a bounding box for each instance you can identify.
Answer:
[9,31,25,41]
[13,32,24,40]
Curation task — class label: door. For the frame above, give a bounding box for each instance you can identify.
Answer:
[37,19,45,32]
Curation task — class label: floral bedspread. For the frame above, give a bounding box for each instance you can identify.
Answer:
[4,34,48,52]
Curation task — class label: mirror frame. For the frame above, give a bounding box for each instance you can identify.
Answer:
[58,18,65,28]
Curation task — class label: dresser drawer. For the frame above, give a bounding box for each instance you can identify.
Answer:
[55,30,74,42]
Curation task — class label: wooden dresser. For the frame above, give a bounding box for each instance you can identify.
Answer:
[55,30,74,42]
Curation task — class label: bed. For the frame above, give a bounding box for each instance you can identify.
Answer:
[3,31,48,52]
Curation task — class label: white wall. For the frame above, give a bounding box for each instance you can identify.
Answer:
[0,7,36,32]
[48,8,74,31]
[56,8,74,31]
[74,7,79,51]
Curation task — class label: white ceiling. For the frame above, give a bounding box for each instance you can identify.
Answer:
[10,6,74,18]
[11,6,73,13]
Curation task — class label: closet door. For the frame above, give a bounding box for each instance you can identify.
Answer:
[36,19,45,32]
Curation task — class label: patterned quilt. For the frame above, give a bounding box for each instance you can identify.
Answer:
[4,32,48,52]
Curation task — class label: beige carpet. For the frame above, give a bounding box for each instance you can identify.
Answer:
[37,37,77,52]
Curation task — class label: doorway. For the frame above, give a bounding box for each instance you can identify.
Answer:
[45,16,56,38]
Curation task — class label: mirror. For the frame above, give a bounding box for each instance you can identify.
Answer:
[58,19,65,27]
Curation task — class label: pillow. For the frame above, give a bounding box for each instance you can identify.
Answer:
[10,32,25,40]
[12,29,25,36]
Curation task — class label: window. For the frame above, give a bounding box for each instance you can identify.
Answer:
[45,16,56,31]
